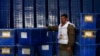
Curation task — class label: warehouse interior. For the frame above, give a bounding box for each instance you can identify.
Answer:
[0,0,100,56]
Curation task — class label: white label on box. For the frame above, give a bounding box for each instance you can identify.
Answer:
[84,31,93,37]
[2,32,11,38]
[22,48,30,54]
[85,15,93,22]
[2,48,10,54]
[42,45,49,50]
[21,32,27,38]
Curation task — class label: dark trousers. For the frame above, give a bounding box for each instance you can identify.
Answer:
[58,44,73,56]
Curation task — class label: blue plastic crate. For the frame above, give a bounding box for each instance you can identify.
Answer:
[0,46,15,56]
[24,0,34,28]
[52,31,58,43]
[36,0,46,28]
[17,45,34,56]
[31,28,41,45]
[48,31,53,44]
[83,0,93,13]
[80,14,96,29]
[0,29,15,45]
[74,44,96,56]
[31,28,51,45]
[76,29,96,44]
[48,0,58,26]
[37,44,53,56]
[40,29,52,44]
[72,13,98,29]
[17,29,32,45]
[13,0,23,28]
[52,31,58,55]
[0,0,10,28]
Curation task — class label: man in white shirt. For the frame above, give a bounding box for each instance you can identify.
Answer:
[48,14,75,56]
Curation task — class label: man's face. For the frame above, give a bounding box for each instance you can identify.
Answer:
[61,16,67,24]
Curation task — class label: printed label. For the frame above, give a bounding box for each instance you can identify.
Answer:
[42,45,49,50]
[2,32,11,38]
[84,15,93,22]
[22,48,30,54]
[2,48,10,54]
[21,32,27,38]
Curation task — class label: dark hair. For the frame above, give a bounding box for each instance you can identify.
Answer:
[61,14,68,18]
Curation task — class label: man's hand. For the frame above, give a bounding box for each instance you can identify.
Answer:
[67,47,72,52]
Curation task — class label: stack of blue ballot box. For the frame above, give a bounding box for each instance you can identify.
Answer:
[0,29,15,56]
[74,43,96,56]
[17,28,53,56]
[31,28,53,56]
[96,14,100,56]
[24,0,34,28]
[48,0,58,26]
[36,0,46,28]
[74,13,97,56]
[13,0,23,28]
[82,0,93,13]
[17,29,34,56]
[0,0,11,28]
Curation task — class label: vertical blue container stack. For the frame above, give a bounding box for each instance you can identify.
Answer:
[74,44,96,56]
[0,29,15,56]
[71,0,81,28]
[31,28,41,45]
[13,0,23,28]
[82,0,93,13]
[71,0,81,55]
[24,0,34,28]
[59,0,69,19]
[17,0,35,55]
[74,13,97,56]
[48,0,58,56]
[36,0,46,28]
[94,0,100,13]
[17,28,37,56]
[52,31,58,56]
[48,0,58,26]
[94,0,100,56]
[31,28,53,56]
[0,0,11,28]
[96,13,100,56]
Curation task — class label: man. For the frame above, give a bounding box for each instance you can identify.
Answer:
[48,14,75,56]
